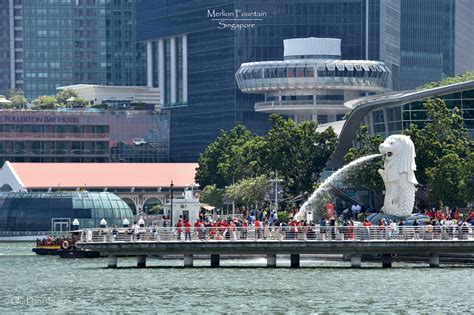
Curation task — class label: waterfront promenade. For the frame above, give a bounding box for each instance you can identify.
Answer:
[77,226,474,268]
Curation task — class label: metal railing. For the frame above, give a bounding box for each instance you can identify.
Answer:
[78,225,474,243]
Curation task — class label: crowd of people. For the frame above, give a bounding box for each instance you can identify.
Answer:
[111,206,473,242]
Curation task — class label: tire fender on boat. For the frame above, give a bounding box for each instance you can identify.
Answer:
[61,240,69,249]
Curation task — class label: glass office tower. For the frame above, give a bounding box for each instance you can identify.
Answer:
[137,0,400,162]
[399,0,474,90]
[1,0,146,99]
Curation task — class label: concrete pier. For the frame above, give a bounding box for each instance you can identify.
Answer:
[351,254,361,268]
[184,254,193,267]
[429,253,440,268]
[290,254,300,268]
[137,255,146,268]
[211,254,220,268]
[107,255,117,268]
[382,254,392,268]
[267,254,277,268]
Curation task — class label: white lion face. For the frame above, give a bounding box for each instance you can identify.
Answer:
[379,135,408,160]
[379,134,418,185]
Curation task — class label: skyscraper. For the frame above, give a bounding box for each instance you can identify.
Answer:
[399,0,474,90]
[137,0,401,162]
[1,0,146,99]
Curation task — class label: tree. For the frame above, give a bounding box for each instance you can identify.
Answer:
[69,97,88,108]
[199,184,224,208]
[418,71,474,90]
[225,175,269,207]
[56,88,78,105]
[426,154,472,208]
[343,125,384,207]
[8,95,27,108]
[264,114,337,197]
[32,95,58,109]
[404,98,473,207]
[195,125,264,188]
[404,98,472,186]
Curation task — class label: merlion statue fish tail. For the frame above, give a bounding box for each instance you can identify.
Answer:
[378,134,418,218]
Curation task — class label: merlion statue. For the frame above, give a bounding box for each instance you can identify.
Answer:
[378,135,418,217]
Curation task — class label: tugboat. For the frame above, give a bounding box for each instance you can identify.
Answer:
[32,237,64,255]
[32,218,101,258]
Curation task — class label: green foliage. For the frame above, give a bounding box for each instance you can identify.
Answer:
[343,125,384,206]
[277,211,289,222]
[264,114,338,197]
[403,98,473,207]
[147,204,163,214]
[418,71,474,90]
[426,153,472,208]
[225,175,269,207]
[196,114,338,203]
[195,125,265,188]
[8,94,27,108]
[0,96,13,109]
[199,184,224,208]
[6,88,24,99]
[32,95,58,109]
[404,98,472,185]
[56,89,79,105]
[69,97,88,108]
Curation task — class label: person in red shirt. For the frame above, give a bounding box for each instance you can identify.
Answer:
[194,219,202,240]
[363,219,372,240]
[242,219,249,239]
[255,219,262,239]
[176,219,183,241]
[184,220,192,241]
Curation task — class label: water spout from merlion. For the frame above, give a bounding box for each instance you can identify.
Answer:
[378,134,417,217]
[297,153,382,219]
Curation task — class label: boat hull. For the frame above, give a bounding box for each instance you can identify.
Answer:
[57,249,100,259]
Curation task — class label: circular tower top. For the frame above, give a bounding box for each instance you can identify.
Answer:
[283,37,341,60]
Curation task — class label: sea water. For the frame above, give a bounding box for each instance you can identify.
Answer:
[0,242,472,313]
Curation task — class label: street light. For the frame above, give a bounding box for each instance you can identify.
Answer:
[170,180,174,226]
[269,173,283,213]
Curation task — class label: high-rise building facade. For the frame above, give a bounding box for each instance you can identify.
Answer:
[1,0,146,99]
[399,0,474,90]
[137,0,401,162]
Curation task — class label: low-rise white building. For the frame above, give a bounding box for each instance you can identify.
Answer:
[57,84,160,110]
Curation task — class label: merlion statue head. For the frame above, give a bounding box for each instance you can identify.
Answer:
[379,134,418,185]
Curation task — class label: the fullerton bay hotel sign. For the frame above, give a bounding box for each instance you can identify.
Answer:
[207,8,267,30]
[0,114,80,124]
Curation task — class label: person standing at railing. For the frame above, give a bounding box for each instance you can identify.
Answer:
[194,219,202,240]
[363,219,372,240]
[329,216,337,240]
[378,219,385,240]
[184,220,192,241]
[176,219,183,241]
[242,219,249,239]
[230,218,237,241]
[255,219,262,239]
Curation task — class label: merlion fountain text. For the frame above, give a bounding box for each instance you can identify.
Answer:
[378,134,418,217]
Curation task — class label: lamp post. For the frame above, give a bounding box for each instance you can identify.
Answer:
[170,180,174,226]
